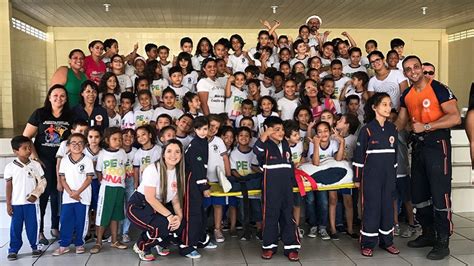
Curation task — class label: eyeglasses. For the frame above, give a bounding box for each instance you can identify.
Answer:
[370,58,382,64]
[423,71,434,75]
[69,141,84,147]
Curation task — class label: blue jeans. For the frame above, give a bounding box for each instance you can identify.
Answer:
[305,191,328,229]
[122,177,135,234]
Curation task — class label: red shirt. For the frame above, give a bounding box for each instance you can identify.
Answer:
[83,55,106,85]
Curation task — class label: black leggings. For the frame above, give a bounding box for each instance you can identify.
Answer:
[39,158,59,233]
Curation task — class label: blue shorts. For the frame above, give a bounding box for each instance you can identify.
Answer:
[338,188,353,196]
[90,178,100,210]
[293,192,303,207]
[203,196,239,208]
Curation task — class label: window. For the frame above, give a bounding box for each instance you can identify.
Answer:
[448,29,474,42]
[11,17,47,41]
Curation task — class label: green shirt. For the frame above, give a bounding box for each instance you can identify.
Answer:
[64,68,87,108]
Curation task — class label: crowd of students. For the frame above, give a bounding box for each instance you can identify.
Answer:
[5,15,461,262]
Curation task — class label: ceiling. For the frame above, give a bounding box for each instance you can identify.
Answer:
[11,0,474,29]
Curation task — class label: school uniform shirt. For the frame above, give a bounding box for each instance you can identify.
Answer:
[277,97,299,120]
[27,107,73,160]
[134,108,154,127]
[307,139,339,161]
[121,111,135,130]
[256,112,279,136]
[55,140,68,159]
[96,149,128,188]
[260,82,275,97]
[196,77,225,114]
[59,154,94,205]
[343,134,357,162]
[177,134,194,149]
[192,54,212,71]
[133,145,162,182]
[137,163,178,203]
[234,115,258,132]
[150,78,170,103]
[117,74,132,93]
[289,56,309,68]
[361,56,371,70]
[187,111,204,118]
[230,147,258,176]
[169,85,190,109]
[4,159,44,205]
[368,70,408,109]
[343,64,367,78]
[152,106,184,122]
[182,71,199,92]
[320,57,332,69]
[334,76,351,99]
[72,105,109,133]
[207,136,227,182]
[336,57,351,67]
[124,147,137,180]
[161,62,172,82]
[289,142,304,164]
[273,89,285,101]
[227,53,250,73]
[84,146,101,179]
[109,113,121,128]
[225,86,248,120]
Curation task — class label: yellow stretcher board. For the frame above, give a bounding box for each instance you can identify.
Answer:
[209,182,356,197]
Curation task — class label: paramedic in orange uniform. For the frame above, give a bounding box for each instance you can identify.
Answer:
[395,55,461,261]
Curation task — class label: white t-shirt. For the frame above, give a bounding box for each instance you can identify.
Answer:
[55,140,68,158]
[121,111,135,130]
[289,142,304,164]
[161,62,172,82]
[230,147,258,176]
[152,107,184,122]
[177,134,193,149]
[289,56,309,68]
[320,57,332,69]
[343,64,367,78]
[182,71,199,92]
[84,146,100,179]
[133,145,162,182]
[334,76,351,99]
[277,97,299,120]
[109,113,121,128]
[361,56,371,70]
[234,115,258,132]
[260,82,275,97]
[59,154,94,205]
[117,74,132,92]
[4,160,44,205]
[169,85,190,110]
[367,70,407,109]
[134,108,154,127]
[207,136,227,182]
[96,149,127,187]
[197,77,225,114]
[124,147,137,181]
[150,78,170,103]
[307,139,339,161]
[227,53,250,73]
[191,54,212,71]
[336,57,351,67]
[343,134,357,162]
[137,163,177,204]
[273,89,284,101]
[226,86,248,120]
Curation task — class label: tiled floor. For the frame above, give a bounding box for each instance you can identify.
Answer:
[0,202,473,265]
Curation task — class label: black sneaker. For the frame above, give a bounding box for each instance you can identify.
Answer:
[39,237,49,246]
[329,232,340,240]
[32,249,42,257]
[347,232,359,239]
[256,231,262,240]
[7,253,18,261]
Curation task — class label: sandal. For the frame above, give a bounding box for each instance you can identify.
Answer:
[361,247,373,257]
[90,244,102,254]
[76,246,85,254]
[52,247,70,256]
[111,241,127,249]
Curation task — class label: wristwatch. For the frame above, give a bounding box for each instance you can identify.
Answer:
[423,123,432,131]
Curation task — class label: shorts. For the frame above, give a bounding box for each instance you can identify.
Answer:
[293,192,302,207]
[396,175,411,202]
[96,186,125,227]
[90,178,100,210]
[338,188,353,196]
[203,196,238,208]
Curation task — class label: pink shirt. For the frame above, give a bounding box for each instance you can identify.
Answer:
[83,55,106,85]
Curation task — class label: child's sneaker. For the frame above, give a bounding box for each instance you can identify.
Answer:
[204,241,218,249]
[133,243,155,261]
[214,229,225,243]
[230,230,238,238]
[298,227,304,238]
[318,228,331,240]
[32,249,42,257]
[394,224,401,236]
[185,250,201,259]
[107,236,112,243]
[307,226,318,238]
[156,245,170,256]
[122,234,130,243]
[401,225,417,238]
[329,232,340,240]
[7,253,17,261]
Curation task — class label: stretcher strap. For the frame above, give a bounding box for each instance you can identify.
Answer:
[294,169,318,196]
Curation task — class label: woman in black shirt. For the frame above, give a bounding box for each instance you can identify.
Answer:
[72,80,109,133]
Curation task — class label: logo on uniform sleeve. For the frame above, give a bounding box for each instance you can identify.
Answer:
[389,136,395,148]
[422,99,431,108]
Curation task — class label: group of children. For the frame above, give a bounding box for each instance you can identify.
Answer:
[6,21,421,261]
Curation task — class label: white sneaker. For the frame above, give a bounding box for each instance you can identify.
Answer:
[307,226,318,238]
[214,229,225,243]
[107,236,112,243]
[401,225,417,238]
[122,234,130,243]
[298,227,304,238]
[217,166,232,193]
[394,224,401,236]
[155,245,170,256]
[318,228,330,240]
[204,241,218,249]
